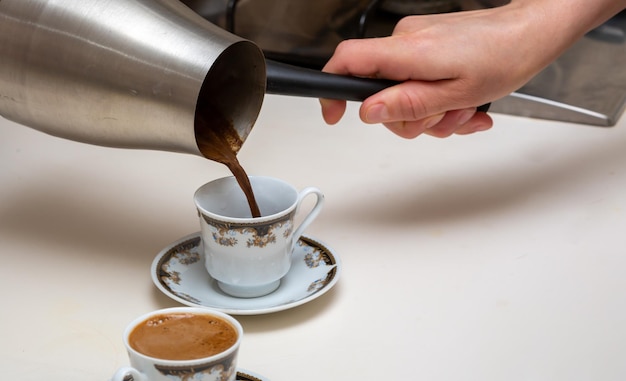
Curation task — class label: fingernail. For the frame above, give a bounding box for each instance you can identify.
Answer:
[365,104,389,123]
[458,108,475,125]
[476,122,492,131]
[423,113,445,129]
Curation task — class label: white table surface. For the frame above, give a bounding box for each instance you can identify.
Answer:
[2,95,626,381]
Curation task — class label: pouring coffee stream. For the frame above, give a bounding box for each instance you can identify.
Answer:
[194,105,262,218]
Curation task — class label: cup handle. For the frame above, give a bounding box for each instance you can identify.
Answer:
[291,187,324,252]
[110,366,146,381]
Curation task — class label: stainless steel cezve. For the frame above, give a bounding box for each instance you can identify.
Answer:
[0,0,266,156]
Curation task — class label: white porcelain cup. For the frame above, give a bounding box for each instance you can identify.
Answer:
[110,307,243,381]
[194,176,324,298]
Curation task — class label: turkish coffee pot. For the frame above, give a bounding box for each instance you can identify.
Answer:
[0,0,402,157]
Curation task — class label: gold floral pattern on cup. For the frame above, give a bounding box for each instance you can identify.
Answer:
[203,216,294,249]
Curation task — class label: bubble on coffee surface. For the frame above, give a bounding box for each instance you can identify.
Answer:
[145,313,184,327]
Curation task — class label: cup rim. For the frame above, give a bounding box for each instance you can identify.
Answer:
[194,175,299,223]
[122,307,243,365]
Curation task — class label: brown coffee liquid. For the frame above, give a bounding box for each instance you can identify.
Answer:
[128,313,238,360]
[195,108,261,218]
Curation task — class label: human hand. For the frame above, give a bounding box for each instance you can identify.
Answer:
[320,0,611,138]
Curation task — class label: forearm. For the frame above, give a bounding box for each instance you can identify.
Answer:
[506,0,626,59]
[482,0,624,87]
[520,0,626,32]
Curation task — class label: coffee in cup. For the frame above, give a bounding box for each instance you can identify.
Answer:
[128,311,237,360]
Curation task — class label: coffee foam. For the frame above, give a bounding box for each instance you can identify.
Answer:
[129,312,237,361]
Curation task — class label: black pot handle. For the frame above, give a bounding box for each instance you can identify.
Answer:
[265,59,490,112]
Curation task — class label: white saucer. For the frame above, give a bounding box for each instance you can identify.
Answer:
[151,232,341,315]
[237,369,268,381]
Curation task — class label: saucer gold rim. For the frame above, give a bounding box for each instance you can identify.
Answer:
[237,368,268,381]
[151,232,341,315]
